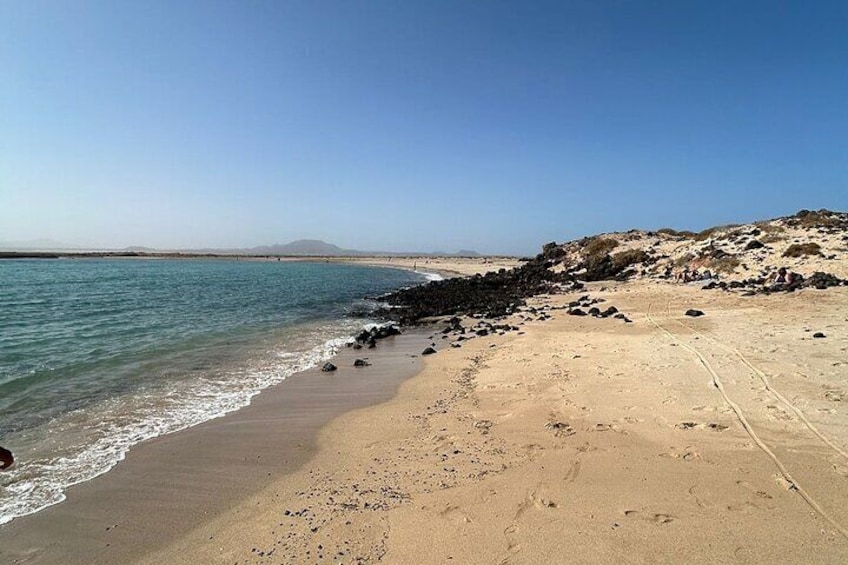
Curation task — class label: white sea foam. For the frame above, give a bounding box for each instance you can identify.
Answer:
[0,325,357,526]
[418,271,444,281]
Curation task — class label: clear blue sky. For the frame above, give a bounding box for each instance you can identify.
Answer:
[2,1,846,255]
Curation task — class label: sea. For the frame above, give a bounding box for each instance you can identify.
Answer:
[0,258,435,525]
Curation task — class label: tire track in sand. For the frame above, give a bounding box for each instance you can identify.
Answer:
[665,300,848,463]
[646,302,848,541]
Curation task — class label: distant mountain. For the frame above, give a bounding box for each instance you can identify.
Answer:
[245,240,482,257]
[1,237,485,257]
[249,239,352,256]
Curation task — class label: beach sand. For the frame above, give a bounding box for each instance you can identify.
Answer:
[3,279,847,564]
[333,256,523,278]
[136,282,848,563]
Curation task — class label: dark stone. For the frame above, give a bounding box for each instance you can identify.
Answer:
[353,359,370,367]
[352,342,363,350]
[745,240,765,250]
[321,362,337,372]
[374,251,573,324]
[588,307,601,316]
[476,329,489,336]
[685,309,705,317]
[805,272,844,290]
[568,308,587,316]
[422,347,437,355]
[813,332,826,338]
[600,306,618,317]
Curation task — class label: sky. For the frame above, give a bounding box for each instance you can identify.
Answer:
[1,1,846,255]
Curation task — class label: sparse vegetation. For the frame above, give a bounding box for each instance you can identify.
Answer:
[611,248,650,270]
[708,256,741,273]
[788,209,847,229]
[757,223,787,244]
[656,228,696,238]
[693,224,740,241]
[582,237,619,258]
[674,253,695,268]
[783,242,822,257]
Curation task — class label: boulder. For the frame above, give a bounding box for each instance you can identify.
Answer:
[685,309,705,317]
[321,362,337,372]
[422,347,437,355]
[353,359,370,367]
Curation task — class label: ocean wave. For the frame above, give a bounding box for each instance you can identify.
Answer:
[417,271,444,282]
[0,326,357,526]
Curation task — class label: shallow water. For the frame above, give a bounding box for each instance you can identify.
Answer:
[0,258,424,524]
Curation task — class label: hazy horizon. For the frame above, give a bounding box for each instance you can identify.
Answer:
[3,2,847,256]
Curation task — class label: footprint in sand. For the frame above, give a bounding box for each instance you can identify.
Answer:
[766,405,793,421]
[564,460,581,483]
[545,421,575,437]
[622,510,675,525]
[825,390,843,402]
[659,447,701,461]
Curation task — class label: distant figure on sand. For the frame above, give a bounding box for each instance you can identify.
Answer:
[772,267,794,288]
[0,445,13,470]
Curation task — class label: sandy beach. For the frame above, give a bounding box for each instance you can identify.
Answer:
[2,254,847,564]
[332,256,523,278]
[128,281,846,564]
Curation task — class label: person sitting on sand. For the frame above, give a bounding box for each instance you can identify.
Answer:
[0,445,13,470]
[773,267,790,285]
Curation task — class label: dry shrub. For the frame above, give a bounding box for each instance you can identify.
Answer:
[758,224,786,243]
[783,242,821,257]
[611,248,650,270]
[674,253,695,268]
[708,256,741,273]
[693,224,740,241]
[788,209,847,229]
[583,237,619,258]
[657,228,696,238]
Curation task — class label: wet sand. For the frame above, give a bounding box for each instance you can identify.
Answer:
[0,330,433,564]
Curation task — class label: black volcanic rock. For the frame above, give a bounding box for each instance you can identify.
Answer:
[321,362,337,372]
[422,347,437,355]
[806,272,844,289]
[376,255,569,324]
[685,309,705,317]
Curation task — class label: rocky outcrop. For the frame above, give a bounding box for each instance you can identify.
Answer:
[376,256,573,324]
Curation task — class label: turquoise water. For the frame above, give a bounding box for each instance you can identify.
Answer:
[0,258,427,524]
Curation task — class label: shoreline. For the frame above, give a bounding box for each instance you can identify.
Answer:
[3,253,847,562]
[132,282,848,563]
[0,327,437,564]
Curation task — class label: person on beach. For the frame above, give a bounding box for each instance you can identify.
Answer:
[772,267,792,287]
[0,445,13,470]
